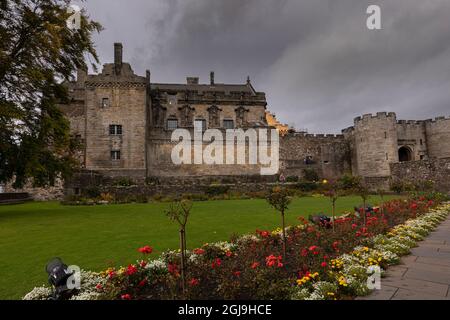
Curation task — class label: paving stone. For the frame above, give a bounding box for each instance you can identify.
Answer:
[404,268,450,285]
[416,256,450,267]
[381,277,448,297]
[391,288,449,300]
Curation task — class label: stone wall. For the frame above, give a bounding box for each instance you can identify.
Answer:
[390,158,450,192]
[279,133,350,179]
[3,179,65,201]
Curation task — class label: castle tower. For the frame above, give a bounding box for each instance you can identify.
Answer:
[353,112,398,177]
[425,117,450,159]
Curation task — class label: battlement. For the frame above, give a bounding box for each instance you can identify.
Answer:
[423,116,450,123]
[284,132,344,140]
[354,112,396,125]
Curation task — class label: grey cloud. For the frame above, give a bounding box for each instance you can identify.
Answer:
[77,0,450,133]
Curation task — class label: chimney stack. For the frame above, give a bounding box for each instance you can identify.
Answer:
[210,71,215,85]
[114,43,123,75]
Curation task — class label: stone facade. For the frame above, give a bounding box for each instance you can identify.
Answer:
[9,42,447,198]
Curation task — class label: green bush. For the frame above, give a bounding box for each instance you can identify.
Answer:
[286,176,299,183]
[114,178,135,187]
[83,186,101,198]
[205,184,230,196]
[303,168,319,182]
[338,174,361,190]
[294,182,318,192]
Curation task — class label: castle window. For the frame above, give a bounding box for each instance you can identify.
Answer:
[102,98,109,108]
[111,150,121,160]
[109,125,122,135]
[194,119,207,132]
[167,119,178,130]
[386,153,388,160]
[420,139,423,145]
[384,132,387,139]
[223,119,234,129]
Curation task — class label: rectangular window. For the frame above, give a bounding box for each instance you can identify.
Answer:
[109,125,122,135]
[420,139,423,145]
[384,132,387,139]
[194,119,206,132]
[102,98,109,108]
[167,119,178,130]
[111,150,121,160]
[223,119,234,129]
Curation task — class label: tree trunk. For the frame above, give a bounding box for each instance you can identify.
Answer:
[281,211,287,260]
[332,200,336,232]
[179,229,186,297]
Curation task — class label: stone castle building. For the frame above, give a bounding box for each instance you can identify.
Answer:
[58,43,450,193]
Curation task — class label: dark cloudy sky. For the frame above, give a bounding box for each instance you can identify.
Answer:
[75,0,450,133]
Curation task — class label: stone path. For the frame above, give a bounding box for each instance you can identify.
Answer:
[360,215,450,300]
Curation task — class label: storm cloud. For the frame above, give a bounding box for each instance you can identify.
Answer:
[76,0,450,132]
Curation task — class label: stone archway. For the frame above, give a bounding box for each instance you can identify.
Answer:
[398,146,413,162]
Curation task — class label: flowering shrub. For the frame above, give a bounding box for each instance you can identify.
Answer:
[24,197,449,300]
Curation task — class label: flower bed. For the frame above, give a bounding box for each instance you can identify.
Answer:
[24,197,449,300]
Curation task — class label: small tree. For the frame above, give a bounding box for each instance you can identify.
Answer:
[165,199,193,296]
[266,187,292,260]
[355,181,370,226]
[376,188,385,215]
[322,180,341,231]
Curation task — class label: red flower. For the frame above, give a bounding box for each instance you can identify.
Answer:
[300,248,308,257]
[121,294,132,300]
[189,278,199,286]
[95,283,103,290]
[139,260,147,268]
[211,258,222,269]
[168,263,179,275]
[226,251,233,257]
[138,278,147,287]
[351,223,357,229]
[233,271,241,277]
[321,262,327,267]
[256,229,270,237]
[265,255,283,268]
[410,203,418,210]
[251,262,260,269]
[126,264,138,276]
[108,270,116,279]
[138,245,153,255]
[193,248,205,255]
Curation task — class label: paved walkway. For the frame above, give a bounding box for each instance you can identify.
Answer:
[360,215,450,300]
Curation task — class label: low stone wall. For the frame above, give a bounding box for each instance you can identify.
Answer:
[390,158,450,192]
[3,179,65,201]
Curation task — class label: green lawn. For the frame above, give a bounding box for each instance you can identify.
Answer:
[0,195,399,299]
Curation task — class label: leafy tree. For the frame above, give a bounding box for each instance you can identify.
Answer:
[266,186,292,260]
[166,199,193,296]
[322,179,342,231]
[0,0,101,188]
[355,181,370,226]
